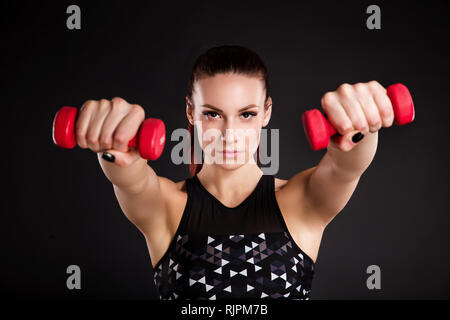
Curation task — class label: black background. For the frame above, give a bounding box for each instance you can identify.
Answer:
[1,0,449,299]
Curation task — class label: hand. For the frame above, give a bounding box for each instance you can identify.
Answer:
[75,97,146,167]
[320,81,395,152]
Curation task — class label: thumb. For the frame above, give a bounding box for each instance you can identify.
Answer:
[100,147,142,168]
[329,130,365,152]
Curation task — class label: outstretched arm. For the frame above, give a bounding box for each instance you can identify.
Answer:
[294,81,394,226]
[304,130,378,226]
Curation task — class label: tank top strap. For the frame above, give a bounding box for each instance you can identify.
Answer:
[254,173,275,210]
[262,173,274,194]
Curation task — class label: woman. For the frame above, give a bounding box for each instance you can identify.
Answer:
[78,45,393,299]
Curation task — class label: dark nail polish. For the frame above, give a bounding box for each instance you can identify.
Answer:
[352,132,364,143]
[102,152,115,163]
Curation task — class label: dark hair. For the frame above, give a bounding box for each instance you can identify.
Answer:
[185,45,271,177]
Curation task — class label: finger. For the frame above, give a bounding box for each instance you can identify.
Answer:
[329,128,363,152]
[100,148,141,168]
[337,84,369,133]
[354,83,382,133]
[321,92,353,136]
[112,105,146,153]
[86,99,111,152]
[98,103,129,151]
[368,82,394,128]
[75,100,96,149]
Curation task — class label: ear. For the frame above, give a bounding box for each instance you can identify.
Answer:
[262,96,273,128]
[186,96,194,126]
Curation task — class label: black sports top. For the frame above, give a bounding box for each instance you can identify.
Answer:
[152,174,315,300]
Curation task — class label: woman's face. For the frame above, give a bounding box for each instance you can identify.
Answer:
[186,73,272,171]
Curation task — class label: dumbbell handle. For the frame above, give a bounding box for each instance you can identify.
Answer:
[301,83,415,151]
[52,106,166,160]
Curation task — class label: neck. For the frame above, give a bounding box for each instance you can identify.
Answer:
[196,163,263,197]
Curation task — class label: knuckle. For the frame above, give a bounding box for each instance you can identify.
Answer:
[75,127,85,141]
[366,116,380,127]
[84,99,94,106]
[114,132,128,145]
[386,112,395,124]
[86,132,97,145]
[74,118,85,133]
[354,118,367,130]
[354,82,367,93]
[99,99,111,108]
[111,97,128,109]
[387,118,394,127]
[75,135,86,148]
[321,92,335,106]
[81,100,95,112]
[99,135,112,148]
[381,110,394,127]
[379,104,393,118]
[131,104,145,117]
[368,80,381,91]
[338,83,353,96]
[338,121,352,133]
[111,96,124,103]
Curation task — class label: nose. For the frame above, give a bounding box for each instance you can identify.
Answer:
[222,128,237,143]
[219,120,241,149]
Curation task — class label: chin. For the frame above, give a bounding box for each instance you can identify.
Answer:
[216,161,247,171]
[205,152,257,170]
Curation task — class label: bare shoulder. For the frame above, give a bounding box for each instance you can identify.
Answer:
[274,167,316,198]
[158,175,188,193]
[274,177,288,191]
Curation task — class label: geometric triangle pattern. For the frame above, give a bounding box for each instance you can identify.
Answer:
[153,231,315,300]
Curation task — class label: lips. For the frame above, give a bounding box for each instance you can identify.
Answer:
[220,150,242,157]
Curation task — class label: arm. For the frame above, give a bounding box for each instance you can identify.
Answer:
[97,153,150,194]
[97,154,168,234]
[303,131,378,226]
[294,81,393,227]
[76,97,170,236]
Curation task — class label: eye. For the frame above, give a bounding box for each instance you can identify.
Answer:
[202,111,220,119]
[241,112,257,120]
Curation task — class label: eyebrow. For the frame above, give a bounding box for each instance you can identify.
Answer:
[201,104,259,112]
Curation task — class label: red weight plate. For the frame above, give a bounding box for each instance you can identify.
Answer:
[52,106,78,149]
[138,118,166,160]
[387,83,415,126]
[302,109,330,151]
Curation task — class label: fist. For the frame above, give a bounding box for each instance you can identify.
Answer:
[321,81,394,152]
[75,97,146,167]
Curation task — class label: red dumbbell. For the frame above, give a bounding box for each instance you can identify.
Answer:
[52,106,166,160]
[301,83,415,151]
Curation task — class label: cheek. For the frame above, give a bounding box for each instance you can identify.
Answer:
[236,127,261,152]
[249,128,261,151]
